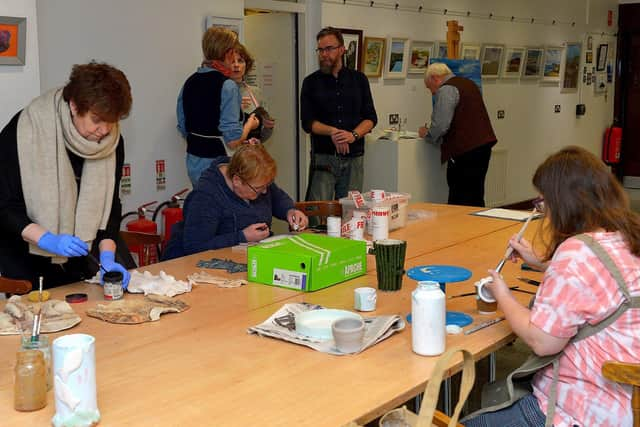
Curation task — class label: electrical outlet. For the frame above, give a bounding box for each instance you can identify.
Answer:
[554,105,561,113]
[497,110,505,119]
[389,114,399,125]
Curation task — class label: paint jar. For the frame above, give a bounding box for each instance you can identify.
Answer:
[14,349,47,411]
[371,206,390,241]
[327,216,341,237]
[103,271,124,300]
[412,281,446,356]
[21,336,52,390]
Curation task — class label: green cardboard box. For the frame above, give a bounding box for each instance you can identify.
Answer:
[247,234,367,292]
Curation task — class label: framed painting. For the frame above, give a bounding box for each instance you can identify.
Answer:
[362,36,385,77]
[522,47,544,79]
[384,36,409,79]
[338,28,363,71]
[596,44,608,71]
[408,40,434,75]
[502,46,526,78]
[542,46,563,82]
[561,42,581,91]
[460,43,481,60]
[480,44,504,78]
[0,16,26,65]
[434,41,448,59]
[205,16,244,41]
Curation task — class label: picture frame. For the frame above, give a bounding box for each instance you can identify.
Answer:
[542,46,563,83]
[337,28,363,71]
[561,42,581,91]
[205,16,244,41]
[502,46,526,78]
[408,40,434,75]
[384,36,409,79]
[480,44,504,78]
[435,41,448,59]
[522,47,544,79]
[362,36,386,78]
[460,43,481,60]
[596,44,608,71]
[0,16,26,65]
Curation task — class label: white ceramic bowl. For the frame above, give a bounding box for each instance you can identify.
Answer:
[295,309,362,340]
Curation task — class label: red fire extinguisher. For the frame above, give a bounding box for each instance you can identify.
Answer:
[125,201,158,266]
[603,123,622,165]
[153,189,189,249]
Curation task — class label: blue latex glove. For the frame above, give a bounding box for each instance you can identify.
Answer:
[37,232,89,257]
[99,250,131,290]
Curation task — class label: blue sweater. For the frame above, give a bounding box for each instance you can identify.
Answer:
[162,157,294,259]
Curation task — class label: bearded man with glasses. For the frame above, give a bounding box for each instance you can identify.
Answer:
[300,27,378,204]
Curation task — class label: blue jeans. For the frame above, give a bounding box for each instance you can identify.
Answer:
[306,153,364,201]
[463,394,546,427]
[186,153,215,188]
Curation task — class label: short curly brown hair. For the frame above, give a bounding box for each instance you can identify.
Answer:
[62,62,132,123]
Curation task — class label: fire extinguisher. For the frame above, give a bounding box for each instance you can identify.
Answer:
[603,123,622,165]
[124,201,158,266]
[153,189,189,250]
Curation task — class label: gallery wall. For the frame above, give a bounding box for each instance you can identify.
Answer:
[323,0,619,204]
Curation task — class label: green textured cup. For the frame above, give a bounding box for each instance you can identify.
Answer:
[374,239,407,291]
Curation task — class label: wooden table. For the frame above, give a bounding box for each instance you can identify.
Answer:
[0,204,541,426]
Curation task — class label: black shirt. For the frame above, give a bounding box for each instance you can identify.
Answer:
[300,67,377,157]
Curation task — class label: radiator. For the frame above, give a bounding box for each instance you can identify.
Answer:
[485,148,507,207]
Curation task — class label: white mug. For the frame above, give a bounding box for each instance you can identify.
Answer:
[354,287,377,311]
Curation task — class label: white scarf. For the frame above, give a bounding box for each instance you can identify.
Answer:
[17,88,119,263]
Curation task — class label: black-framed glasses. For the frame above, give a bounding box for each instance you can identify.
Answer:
[315,45,340,54]
[533,196,545,213]
[244,180,270,195]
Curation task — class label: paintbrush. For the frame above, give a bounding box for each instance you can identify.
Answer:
[464,317,506,335]
[448,286,519,299]
[87,253,108,273]
[495,207,537,273]
[30,276,43,343]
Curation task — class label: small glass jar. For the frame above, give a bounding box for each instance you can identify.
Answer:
[21,335,52,390]
[103,271,124,300]
[14,349,47,411]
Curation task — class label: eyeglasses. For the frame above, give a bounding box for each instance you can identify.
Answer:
[315,45,341,54]
[244,180,271,195]
[533,196,545,213]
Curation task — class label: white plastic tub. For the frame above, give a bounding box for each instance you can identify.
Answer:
[340,192,411,231]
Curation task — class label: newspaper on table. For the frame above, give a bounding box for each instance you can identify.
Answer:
[248,303,405,355]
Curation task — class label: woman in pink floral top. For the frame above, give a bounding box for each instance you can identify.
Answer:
[465,146,640,427]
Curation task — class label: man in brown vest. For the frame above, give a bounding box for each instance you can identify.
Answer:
[418,63,497,206]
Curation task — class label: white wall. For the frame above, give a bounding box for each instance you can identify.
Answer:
[0,0,40,128]
[35,0,243,214]
[323,0,619,204]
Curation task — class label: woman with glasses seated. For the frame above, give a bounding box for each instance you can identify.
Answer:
[162,144,308,260]
[464,146,640,427]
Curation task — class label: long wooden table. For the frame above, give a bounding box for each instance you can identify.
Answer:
[0,203,543,426]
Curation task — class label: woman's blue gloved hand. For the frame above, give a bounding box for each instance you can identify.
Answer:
[99,250,131,290]
[37,232,89,257]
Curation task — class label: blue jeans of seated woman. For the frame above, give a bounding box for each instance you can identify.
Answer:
[463,394,546,427]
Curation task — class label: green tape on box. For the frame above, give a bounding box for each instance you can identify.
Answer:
[247,234,367,292]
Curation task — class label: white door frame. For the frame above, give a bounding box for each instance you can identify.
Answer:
[244,0,321,200]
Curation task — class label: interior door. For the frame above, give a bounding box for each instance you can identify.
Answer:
[243,12,299,199]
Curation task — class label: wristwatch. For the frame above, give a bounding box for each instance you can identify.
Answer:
[351,130,360,140]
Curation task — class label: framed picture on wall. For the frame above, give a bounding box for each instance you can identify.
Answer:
[596,43,608,71]
[384,36,409,79]
[362,36,385,77]
[522,47,544,78]
[561,42,581,91]
[460,43,481,60]
[434,41,448,59]
[542,46,563,82]
[205,16,244,41]
[337,28,363,71]
[502,46,526,78]
[0,16,26,65]
[408,40,434,75]
[480,44,504,78]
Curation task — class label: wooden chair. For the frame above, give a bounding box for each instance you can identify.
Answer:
[295,201,342,226]
[0,277,32,295]
[602,361,640,426]
[119,231,162,267]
